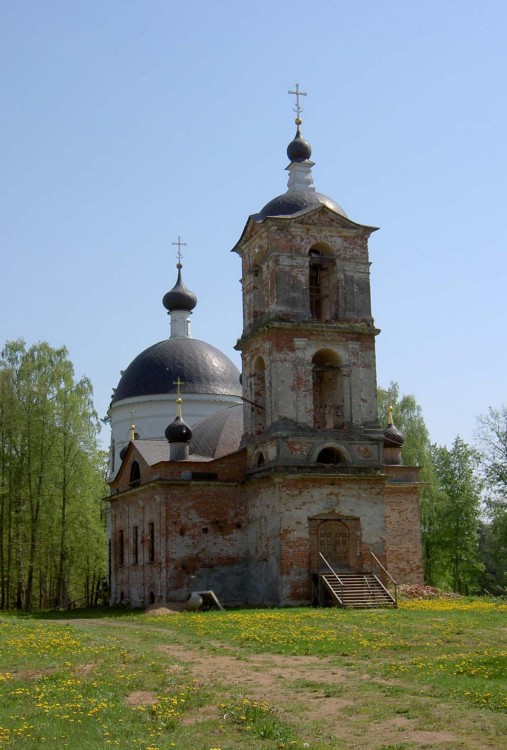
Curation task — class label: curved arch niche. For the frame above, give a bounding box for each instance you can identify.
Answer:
[316,446,347,465]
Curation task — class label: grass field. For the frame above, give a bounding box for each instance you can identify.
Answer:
[0,598,505,749]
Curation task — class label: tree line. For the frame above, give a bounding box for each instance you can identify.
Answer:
[0,338,504,610]
[379,383,506,595]
[0,340,107,610]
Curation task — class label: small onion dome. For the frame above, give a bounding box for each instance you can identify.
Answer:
[287,127,312,162]
[165,415,193,444]
[162,265,197,312]
[119,444,129,461]
[383,422,405,447]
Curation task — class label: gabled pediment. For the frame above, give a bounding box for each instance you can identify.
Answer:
[109,440,160,491]
[231,215,264,254]
[289,205,378,234]
[232,204,378,253]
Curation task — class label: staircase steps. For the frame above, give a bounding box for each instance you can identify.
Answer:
[321,572,396,609]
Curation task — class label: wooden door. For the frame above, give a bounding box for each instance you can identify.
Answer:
[318,520,349,569]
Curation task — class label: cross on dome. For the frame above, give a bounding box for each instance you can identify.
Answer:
[171,236,187,267]
[288,83,307,125]
[173,377,185,417]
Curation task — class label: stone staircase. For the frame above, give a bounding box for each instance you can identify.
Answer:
[320,572,396,608]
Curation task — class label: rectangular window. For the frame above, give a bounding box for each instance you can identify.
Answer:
[148,522,155,563]
[133,526,138,565]
[118,530,124,566]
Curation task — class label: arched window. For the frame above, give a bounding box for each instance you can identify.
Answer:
[312,350,344,429]
[252,356,266,434]
[308,245,335,321]
[129,461,141,486]
[255,451,265,467]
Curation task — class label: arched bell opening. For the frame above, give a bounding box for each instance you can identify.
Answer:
[251,252,265,325]
[252,356,266,434]
[308,243,336,321]
[311,349,344,429]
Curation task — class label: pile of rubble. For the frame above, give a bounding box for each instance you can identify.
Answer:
[398,584,461,599]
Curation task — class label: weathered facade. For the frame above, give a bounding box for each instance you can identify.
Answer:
[108,117,424,608]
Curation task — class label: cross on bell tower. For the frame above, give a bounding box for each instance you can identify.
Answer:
[288,83,307,124]
[172,236,187,267]
[233,85,382,471]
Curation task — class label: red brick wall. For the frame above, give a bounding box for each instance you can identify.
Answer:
[384,470,424,584]
[110,479,247,607]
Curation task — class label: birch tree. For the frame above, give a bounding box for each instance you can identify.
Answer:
[0,340,106,610]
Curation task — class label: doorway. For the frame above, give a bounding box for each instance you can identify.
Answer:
[318,519,350,570]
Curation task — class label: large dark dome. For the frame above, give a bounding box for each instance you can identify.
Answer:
[258,190,347,220]
[112,338,241,403]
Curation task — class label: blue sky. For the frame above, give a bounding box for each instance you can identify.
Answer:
[1,0,506,450]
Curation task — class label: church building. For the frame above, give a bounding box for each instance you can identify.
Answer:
[107,94,424,608]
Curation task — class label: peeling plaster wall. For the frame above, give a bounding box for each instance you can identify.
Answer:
[111,484,248,607]
[245,473,388,606]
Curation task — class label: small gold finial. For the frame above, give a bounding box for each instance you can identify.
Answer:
[173,377,185,419]
[129,410,136,441]
[387,404,394,426]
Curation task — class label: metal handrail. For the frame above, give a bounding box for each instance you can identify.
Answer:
[372,573,397,605]
[370,551,396,585]
[370,552,397,605]
[319,552,344,604]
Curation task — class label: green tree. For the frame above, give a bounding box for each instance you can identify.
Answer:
[431,437,484,594]
[475,405,507,593]
[0,340,106,610]
[378,382,441,585]
[477,519,507,594]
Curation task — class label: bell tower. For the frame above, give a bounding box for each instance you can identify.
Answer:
[233,94,384,472]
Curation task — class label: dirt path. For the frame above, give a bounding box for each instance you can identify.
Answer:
[57,616,499,749]
[157,642,468,748]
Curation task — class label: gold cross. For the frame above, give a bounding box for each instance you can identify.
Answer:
[173,377,185,396]
[173,377,185,418]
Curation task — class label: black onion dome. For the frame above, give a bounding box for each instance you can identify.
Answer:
[112,338,241,403]
[258,190,347,220]
[165,415,193,443]
[190,405,244,458]
[287,128,312,162]
[163,267,197,312]
[383,423,405,447]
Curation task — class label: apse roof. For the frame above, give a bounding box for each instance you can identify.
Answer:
[190,405,244,458]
